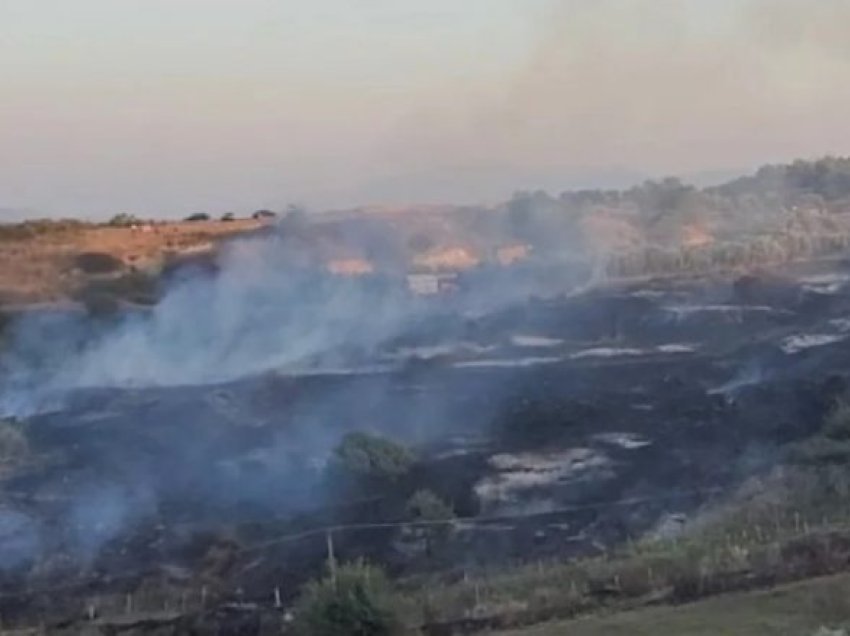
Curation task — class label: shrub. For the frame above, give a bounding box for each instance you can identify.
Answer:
[80,291,121,317]
[789,437,850,466]
[823,399,850,440]
[0,219,87,240]
[74,251,124,274]
[293,560,403,636]
[332,432,415,482]
[107,213,141,227]
[406,490,455,523]
[0,420,28,467]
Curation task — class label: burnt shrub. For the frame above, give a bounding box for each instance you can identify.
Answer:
[293,560,403,636]
[74,251,124,274]
[76,271,159,309]
[80,291,121,317]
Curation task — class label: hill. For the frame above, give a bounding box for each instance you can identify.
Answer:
[0,218,264,305]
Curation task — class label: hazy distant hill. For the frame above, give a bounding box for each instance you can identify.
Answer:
[3,157,850,305]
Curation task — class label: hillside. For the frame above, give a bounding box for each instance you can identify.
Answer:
[4,158,850,308]
[0,218,264,305]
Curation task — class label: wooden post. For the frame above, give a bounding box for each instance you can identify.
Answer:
[125,593,133,614]
[326,530,337,586]
[274,587,282,609]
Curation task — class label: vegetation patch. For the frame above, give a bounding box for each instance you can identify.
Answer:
[332,432,416,483]
[73,251,125,275]
[293,560,405,636]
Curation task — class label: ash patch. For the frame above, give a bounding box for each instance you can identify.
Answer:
[475,449,615,513]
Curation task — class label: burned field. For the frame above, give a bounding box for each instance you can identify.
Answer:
[3,259,850,631]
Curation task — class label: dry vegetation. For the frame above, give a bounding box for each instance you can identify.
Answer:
[385,397,850,634]
[498,573,850,636]
[0,218,263,305]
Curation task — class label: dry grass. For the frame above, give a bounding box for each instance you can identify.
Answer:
[0,219,264,305]
[403,466,850,632]
[495,573,850,636]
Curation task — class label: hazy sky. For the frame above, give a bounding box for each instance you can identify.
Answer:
[2,0,850,218]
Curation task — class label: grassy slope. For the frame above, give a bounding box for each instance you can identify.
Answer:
[495,573,850,636]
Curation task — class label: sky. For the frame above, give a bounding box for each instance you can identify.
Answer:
[2,0,850,219]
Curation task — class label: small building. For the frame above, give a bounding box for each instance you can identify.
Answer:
[406,272,458,296]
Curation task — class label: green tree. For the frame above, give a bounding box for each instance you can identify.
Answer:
[332,432,415,482]
[406,490,455,523]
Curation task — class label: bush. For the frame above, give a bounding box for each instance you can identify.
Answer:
[0,420,28,467]
[0,219,87,240]
[332,432,415,482]
[293,560,403,636]
[406,490,455,523]
[823,399,850,440]
[80,291,121,317]
[788,398,850,466]
[107,213,141,227]
[789,437,850,466]
[74,251,124,274]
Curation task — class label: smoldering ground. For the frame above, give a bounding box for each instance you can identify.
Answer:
[0,223,534,572]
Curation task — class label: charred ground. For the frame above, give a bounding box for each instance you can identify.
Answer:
[4,159,850,633]
[2,259,850,632]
